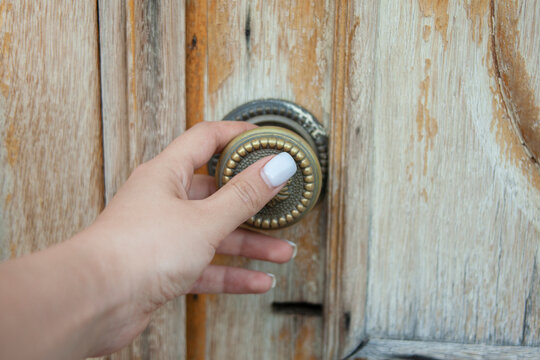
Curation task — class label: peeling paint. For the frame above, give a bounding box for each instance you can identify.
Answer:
[4,193,11,206]
[416,58,438,176]
[464,0,490,44]
[423,25,431,41]
[418,0,449,48]
[4,122,19,167]
[286,0,328,118]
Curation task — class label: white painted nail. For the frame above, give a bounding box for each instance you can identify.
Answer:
[286,240,297,259]
[267,273,276,289]
[260,152,297,188]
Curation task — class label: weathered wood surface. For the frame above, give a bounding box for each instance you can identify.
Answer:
[185,1,335,359]
[0,2,103,257]
[2,1,539,359]
[98,0,186,358]
[351,338,540,360]
[326,1,540,358]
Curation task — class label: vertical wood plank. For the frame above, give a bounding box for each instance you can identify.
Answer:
[185,0,209,359]
[0,1,103,258]
[98,0,129,204]
[98,0,186,358]
[323,0,379,358]
[322,0,350,357]
[184,1,336,358]
[329,1,540,357]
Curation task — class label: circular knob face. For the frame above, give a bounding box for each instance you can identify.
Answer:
[215,126,322,229]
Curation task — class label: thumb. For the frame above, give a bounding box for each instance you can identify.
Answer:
[201,152,297,239]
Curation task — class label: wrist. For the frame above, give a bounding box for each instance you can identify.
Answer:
[67,225,140,356]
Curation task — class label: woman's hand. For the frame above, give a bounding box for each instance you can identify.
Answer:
[0,121,298,359]
[84,121,297,355]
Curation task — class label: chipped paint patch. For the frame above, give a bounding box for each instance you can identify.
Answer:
[406,162,414,182]
[464,0,489,44]
[207,0,235,97]
[286,1,328,118]
[293,323,318,360]
[422,25,431,41]
[4,122,19,166]
[4,193,11,206]
[416,58,438,176]
[418,0,449,48]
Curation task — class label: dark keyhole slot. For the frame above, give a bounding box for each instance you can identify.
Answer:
[271,302,323,316]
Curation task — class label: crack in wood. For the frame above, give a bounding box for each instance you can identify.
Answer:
[341,337,369,360]
[244,6,251,52]
[488,0,540,166]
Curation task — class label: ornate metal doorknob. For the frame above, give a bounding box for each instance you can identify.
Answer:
[208,99,328,230]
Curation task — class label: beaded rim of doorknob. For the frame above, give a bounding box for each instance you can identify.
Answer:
[216,126,322,229]
[207,99,329,196]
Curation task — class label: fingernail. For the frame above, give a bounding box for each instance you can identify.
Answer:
[286,240,297,259]
[261,152,297,188]
[267,273,276,289]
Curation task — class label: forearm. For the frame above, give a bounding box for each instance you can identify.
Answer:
[0,230,128,359]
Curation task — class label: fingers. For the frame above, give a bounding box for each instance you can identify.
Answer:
[188,265,275,294]
[187,175,216,200]
[199,153,297,241]
[216,229,296,263]
[158,121,256,181]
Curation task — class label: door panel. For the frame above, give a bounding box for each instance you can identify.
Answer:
[98,0,186,358]
[185,1,335,359]
[0,2,103,261]
[328,1,540,358]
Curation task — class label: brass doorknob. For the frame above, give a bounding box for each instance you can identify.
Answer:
[208,99,328,230]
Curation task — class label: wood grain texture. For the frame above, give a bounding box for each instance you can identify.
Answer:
[329,1,540,357]
[351,338,540,360]
[185,1,336,358]
[98,0,186,358]
[0,1,103,258]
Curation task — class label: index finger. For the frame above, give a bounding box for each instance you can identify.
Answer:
[158,120,256,175]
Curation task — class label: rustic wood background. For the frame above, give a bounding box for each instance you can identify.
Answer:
[0,1,538,359]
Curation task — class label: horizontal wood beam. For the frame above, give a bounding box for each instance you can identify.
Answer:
[350,338,540,360]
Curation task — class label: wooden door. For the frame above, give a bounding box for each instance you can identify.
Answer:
[1,1,539,359]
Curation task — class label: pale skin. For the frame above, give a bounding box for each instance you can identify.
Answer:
[0,121,296,359]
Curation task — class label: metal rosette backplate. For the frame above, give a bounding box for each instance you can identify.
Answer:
[208,99,329,195]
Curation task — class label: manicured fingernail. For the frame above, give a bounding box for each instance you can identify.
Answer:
[286,240,297,259]
[261,152,297,188]
[267,273,276,289]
